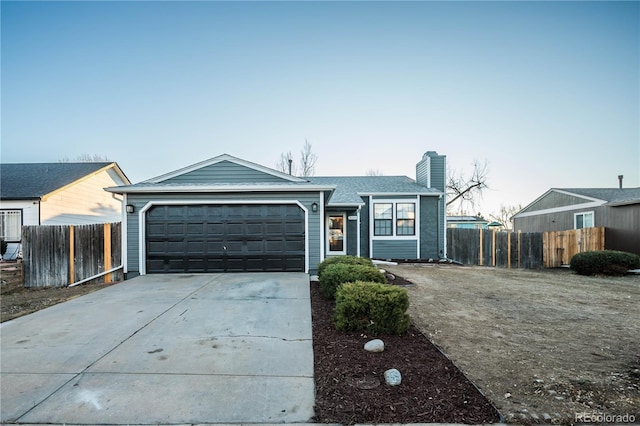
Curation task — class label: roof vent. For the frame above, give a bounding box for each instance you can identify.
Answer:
[618,174,623,189]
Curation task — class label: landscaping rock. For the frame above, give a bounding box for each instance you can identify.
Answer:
[364,339,384,352]
[384,368,402,386]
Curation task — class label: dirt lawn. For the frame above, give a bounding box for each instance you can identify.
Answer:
[385,263,640,424]
[0,278,111,322]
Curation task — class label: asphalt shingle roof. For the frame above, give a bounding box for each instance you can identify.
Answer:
[557,188,640,204]
[0,163,113,199]
[309,176,442,205]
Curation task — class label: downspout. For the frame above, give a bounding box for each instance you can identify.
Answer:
[356,205,361,257]
[319,191,325,262]
[368,196,373,258]
[441,194,447,259]
[122,193,128,275]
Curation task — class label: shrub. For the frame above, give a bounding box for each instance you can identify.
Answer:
[319,263,386,299]
[570,250,640,276]
[334,281,411,335]
[317,255,374,279]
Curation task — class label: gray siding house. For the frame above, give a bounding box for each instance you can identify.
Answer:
[513,187,640,256]
[106,152,446,276]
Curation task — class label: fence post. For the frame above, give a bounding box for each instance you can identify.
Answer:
[517,230,521,269]
[69,225,75,285]
[479,229,483,266]
[104,223,112,283]
[492,230,496,267]
[507,232,511,269]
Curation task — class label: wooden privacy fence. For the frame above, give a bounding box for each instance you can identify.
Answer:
[447,228,543,269]
[542,227,605,268]
[22,222,122,288]
[447,227,606,269]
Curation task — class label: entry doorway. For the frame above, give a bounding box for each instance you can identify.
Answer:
[327,213,346,255]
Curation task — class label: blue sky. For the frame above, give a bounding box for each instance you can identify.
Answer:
[2,1,638,216]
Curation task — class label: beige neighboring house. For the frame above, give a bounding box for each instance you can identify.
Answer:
[0,162,130,260]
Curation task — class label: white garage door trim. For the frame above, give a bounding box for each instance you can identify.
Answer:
[137,199,309,275]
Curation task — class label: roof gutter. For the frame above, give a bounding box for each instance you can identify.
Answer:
[105,184,336,194]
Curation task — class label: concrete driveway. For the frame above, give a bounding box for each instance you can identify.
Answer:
[1,273,315,424]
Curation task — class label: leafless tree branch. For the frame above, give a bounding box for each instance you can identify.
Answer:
[446,159,489,211]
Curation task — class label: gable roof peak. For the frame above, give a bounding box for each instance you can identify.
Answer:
[143,153,307,184]
[0,162,129,199]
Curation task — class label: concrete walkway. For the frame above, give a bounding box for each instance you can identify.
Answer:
[1,273,315,424]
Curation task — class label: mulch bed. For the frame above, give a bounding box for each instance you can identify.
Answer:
[310,276,501,424]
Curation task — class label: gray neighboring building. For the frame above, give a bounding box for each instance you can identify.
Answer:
[513,187,640,256]
[106,151,447,276]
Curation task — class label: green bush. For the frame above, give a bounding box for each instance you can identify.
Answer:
[317,255,374,279]
[570,250,640,276]
[319,263,386,299]
[334,281,411,335]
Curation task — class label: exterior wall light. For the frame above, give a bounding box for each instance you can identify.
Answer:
[311,202,318,213]
[126,204,135,214]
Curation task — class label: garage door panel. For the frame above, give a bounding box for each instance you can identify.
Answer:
[206,223,225,235]
[245,223,263,234]
[146,204,305,273]
[225,223,244,235]
[265,223,284,234]
[166,223,185,236]
[246,240,264,252]
[186,223,205,234]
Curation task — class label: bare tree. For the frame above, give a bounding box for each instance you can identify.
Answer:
[365,168,384,176]
[59,154,110,163]
[299,140,317,177]
[276,151,297,175]
[276,140,317,177]
[489,204,522,231]
[446,159,489,212]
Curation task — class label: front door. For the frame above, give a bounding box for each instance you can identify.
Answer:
[327,213,346,255]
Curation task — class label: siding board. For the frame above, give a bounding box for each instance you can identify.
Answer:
[163,161,288,184]
[372,240,417,259]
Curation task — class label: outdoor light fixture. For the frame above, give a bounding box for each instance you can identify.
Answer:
[311,202,318,213]
[126,204,135,214]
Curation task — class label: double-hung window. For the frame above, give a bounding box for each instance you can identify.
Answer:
[374,203,393,236]
[0,210,22,242]
[574,211,594,229]
[396,203,415,235]
[373,202,416,237]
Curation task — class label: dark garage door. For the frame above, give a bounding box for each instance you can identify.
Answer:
[146,204,305,273]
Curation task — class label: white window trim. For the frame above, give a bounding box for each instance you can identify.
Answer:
[0,209,23,242]
[574,211,595,229]
[370,198,420,241]
[326,213,347,255]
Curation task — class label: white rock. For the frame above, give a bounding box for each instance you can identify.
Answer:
[384,368,402,386]
[364,339,384,352]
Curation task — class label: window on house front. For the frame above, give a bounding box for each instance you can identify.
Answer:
[374,203,393,236]
[575,211,594,229]
[373,202,416,237]
[396,203,415,235]
[0,210,22,242]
